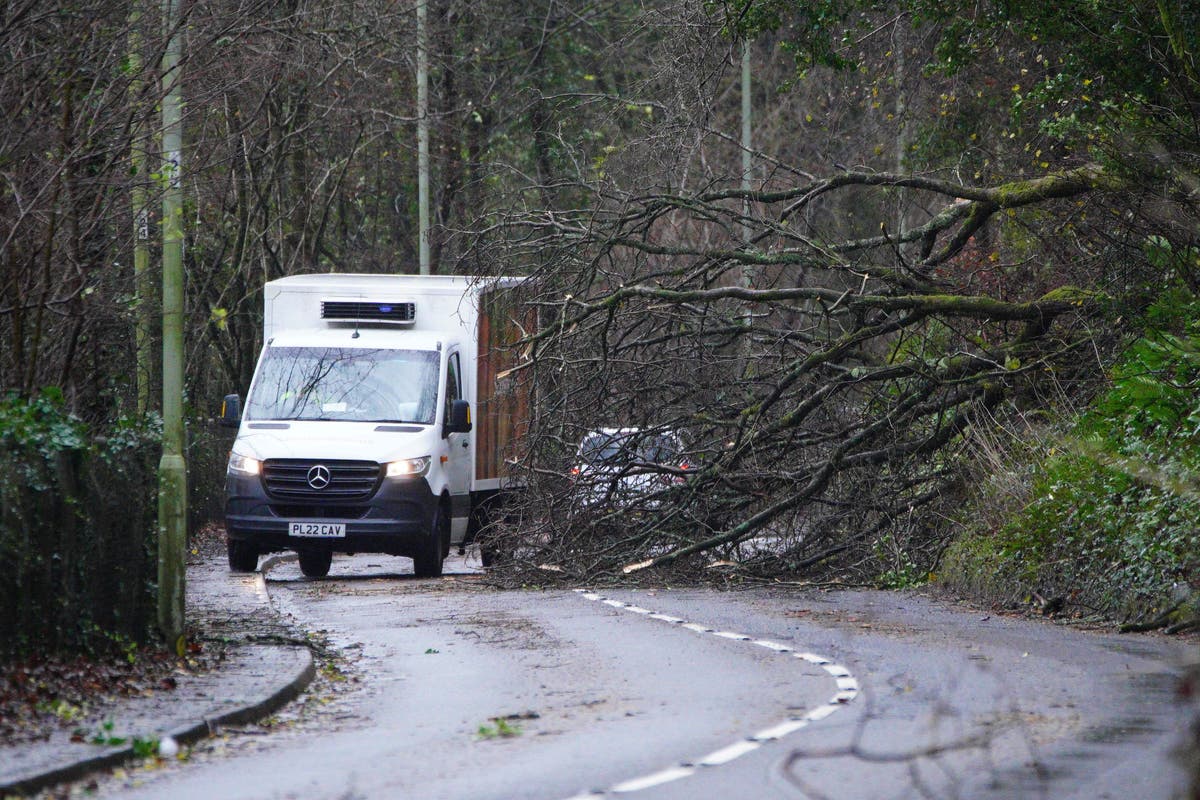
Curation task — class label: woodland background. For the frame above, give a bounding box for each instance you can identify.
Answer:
[1,0,1199,655]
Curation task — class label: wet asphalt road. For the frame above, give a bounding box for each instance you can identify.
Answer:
[107,550,1194,799]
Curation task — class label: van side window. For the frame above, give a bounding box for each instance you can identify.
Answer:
[445,352,462,421]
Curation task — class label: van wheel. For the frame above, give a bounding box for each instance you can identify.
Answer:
[228,539,259,573]
[469,499,505,567]
[413,505,447,578]
[298,548,332,578]
[478,516,504,568]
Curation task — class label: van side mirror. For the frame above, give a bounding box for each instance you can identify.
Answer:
[445,399,472,435]
[219,394,242,428]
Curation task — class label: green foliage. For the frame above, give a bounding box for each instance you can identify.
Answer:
[85,719,127,747]
[723,0,1199,162]
[37,698,86,723]
[131,736,160,759]
[874,564,929,589]
[477,717,523,739]
[0,395,162,660]
[1006,454,1198,609]
[1086,288,1200,444]
[0,391,87,459]
[943,288,1200,618]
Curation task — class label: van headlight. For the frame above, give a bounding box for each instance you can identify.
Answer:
[227,452,261,476]
[387,455,431,478]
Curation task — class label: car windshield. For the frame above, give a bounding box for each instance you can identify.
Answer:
[579,432,679,466]
[637,435,679,463]
[579,433,632,466]
[246,346,439,423]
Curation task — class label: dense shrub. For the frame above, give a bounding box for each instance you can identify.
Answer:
[942,290,1200,620]
[0,394,161,658]
[187,419,235,531]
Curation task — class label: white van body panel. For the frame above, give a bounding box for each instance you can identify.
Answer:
[226,275,526,566]
[246,274,512,495]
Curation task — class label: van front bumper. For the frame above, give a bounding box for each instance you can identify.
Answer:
[224,471,437,557]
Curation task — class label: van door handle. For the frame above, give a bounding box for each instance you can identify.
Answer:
[461,440,469,449]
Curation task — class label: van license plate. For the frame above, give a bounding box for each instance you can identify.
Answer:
[289,521,345,538]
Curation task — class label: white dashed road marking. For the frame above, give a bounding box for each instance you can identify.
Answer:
[568,589,858,797]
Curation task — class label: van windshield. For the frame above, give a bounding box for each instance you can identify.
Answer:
[246,346,440,424]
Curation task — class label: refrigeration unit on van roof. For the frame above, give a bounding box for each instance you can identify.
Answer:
[320,299,417,326]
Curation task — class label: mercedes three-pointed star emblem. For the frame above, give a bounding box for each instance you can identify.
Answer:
[307,464,332,490]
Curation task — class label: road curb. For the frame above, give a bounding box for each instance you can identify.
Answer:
[0,555,314,798]
[258,551,297,584]
[164,645,316,743]
[0,646,315,798]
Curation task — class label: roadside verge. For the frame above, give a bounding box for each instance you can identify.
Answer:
[0,553,314,797]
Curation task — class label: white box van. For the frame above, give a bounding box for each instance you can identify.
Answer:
[219,274,530,577]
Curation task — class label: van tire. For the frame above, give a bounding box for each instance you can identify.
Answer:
[470,496,507,567]
[228,539,259,573]
[413,505,447,578]
[298,548,332,578]
[478,508,504,567]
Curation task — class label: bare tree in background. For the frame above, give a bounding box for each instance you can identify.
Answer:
[0,2,161,414]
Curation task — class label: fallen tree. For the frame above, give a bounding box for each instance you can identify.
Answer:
[486,165,1130,582]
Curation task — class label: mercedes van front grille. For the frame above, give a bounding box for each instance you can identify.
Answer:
[262,459,382,501]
